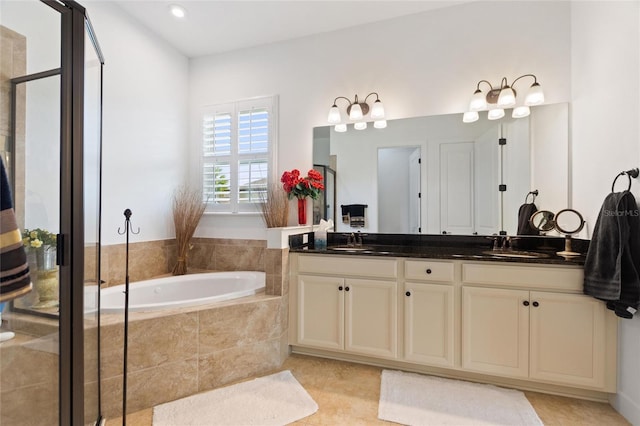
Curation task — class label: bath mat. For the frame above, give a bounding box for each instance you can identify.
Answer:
[152,370,318,425]
[378,370,542,425]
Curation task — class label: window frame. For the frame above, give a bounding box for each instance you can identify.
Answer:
[200,95,278,214]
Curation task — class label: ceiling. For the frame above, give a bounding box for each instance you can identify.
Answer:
[112,0,469,58]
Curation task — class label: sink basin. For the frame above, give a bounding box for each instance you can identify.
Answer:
[328,246,370,252]
[482,250,550,259]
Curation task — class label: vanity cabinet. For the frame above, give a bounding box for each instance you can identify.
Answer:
[462,264,610,389]
[403,259,456,367]
[462,286,529,378]
[295,255,398,359]
[404,282,455,367]
[290,253,617,396]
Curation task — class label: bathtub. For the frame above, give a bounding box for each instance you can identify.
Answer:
[98,271,265,313]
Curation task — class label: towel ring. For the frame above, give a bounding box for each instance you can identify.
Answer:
[524,190,538,204]
[611,168,639,193]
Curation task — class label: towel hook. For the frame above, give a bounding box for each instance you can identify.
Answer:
[524,190,538,204]
[611,168,639,193]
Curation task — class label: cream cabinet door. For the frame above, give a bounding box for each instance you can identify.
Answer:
[529,291,606,388]
[462,286,530,378]
[297,275,344,350]
[404,282,455,367]
[345,279,398,359]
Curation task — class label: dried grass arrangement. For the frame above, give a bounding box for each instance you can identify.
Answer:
[258,183,289,228]
[172,186,207,275]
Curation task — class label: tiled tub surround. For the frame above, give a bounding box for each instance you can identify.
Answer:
[97,237,288,417]
[98,292,289,418]
[100,238,276,288]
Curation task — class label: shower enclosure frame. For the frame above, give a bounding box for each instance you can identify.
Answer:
[4,0,102,421]
[14,1,104,424]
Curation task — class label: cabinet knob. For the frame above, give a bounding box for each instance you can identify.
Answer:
[406,291,411,297]
[338,286,343,291]
[426,269,432,274]
[345,286,350,291]
[532,301,539,307]
[523,300,530,306]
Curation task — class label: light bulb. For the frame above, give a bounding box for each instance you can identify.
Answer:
[354,121,367,130]
[462,111,479,123]
[497,86,516,108]
[371,100,385,119]
[169,4,186,18]
[374,120,387,129]
[525,82,544,106]
[512,106,530,118]
[327,105,341,124]
[469,89,487,111]
[349,103,363,120]
[487,108,505,120]
[334,123,347,132]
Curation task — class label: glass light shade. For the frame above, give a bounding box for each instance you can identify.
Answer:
[469,90,487,111]
[374,120,387,129]
[349,103,363,120]
[512,106,530,118]
[525,82,545,106]
[327,105,341,124]
[354,121,367,130]
[462,111,479,123]
[487,108,505,120]
[371,100,385,119]
[334,123,347,132]
[497,86,516,107]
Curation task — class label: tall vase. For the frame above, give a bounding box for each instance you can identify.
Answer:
[297,198,307,225]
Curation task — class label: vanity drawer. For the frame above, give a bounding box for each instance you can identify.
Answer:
[462,263,584,291]
[298,255,397,279]
[405,260,454,282]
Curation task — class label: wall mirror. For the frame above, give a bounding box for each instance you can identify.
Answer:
[313,103,569,235]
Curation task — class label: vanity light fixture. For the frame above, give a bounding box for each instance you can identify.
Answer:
[327,92,386,131]
[463,74,545,123]
[169,4,187,18]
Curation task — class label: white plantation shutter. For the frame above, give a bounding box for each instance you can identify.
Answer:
[201,96,277,213]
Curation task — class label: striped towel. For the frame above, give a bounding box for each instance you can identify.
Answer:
[0,159,31,302]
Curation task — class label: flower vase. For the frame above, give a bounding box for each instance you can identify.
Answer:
[35,245,57,270]
[297,198,307,225]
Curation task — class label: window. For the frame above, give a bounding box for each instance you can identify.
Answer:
[201,96,277,213]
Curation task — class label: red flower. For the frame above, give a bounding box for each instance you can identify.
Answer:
[281,168,325,200]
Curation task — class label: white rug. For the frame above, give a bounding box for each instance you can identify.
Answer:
[378,370,543,426]
[152,370,318,425]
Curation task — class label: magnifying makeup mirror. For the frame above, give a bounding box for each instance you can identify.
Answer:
[554,208,585,257]
[529,210,556,233]
[529,208,585,257]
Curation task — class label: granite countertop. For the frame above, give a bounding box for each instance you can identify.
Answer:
[289,233,587,266]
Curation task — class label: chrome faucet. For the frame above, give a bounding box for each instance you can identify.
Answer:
[347,233,356,247]
[502,236,511,250]
[355,232,363,247]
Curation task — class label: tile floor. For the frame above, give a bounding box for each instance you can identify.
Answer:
[106,353,630,425]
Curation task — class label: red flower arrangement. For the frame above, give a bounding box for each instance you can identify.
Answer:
[281,169,325,200]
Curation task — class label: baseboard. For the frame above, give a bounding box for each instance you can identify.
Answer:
[610,391,640,425]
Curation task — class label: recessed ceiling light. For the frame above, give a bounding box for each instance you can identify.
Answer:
[169,4,186,19]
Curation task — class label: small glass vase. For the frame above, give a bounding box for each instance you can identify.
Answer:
[35,245,57,271]
[297,198,307,225]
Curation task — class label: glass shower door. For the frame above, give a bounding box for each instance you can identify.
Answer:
[83,18,103,424]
